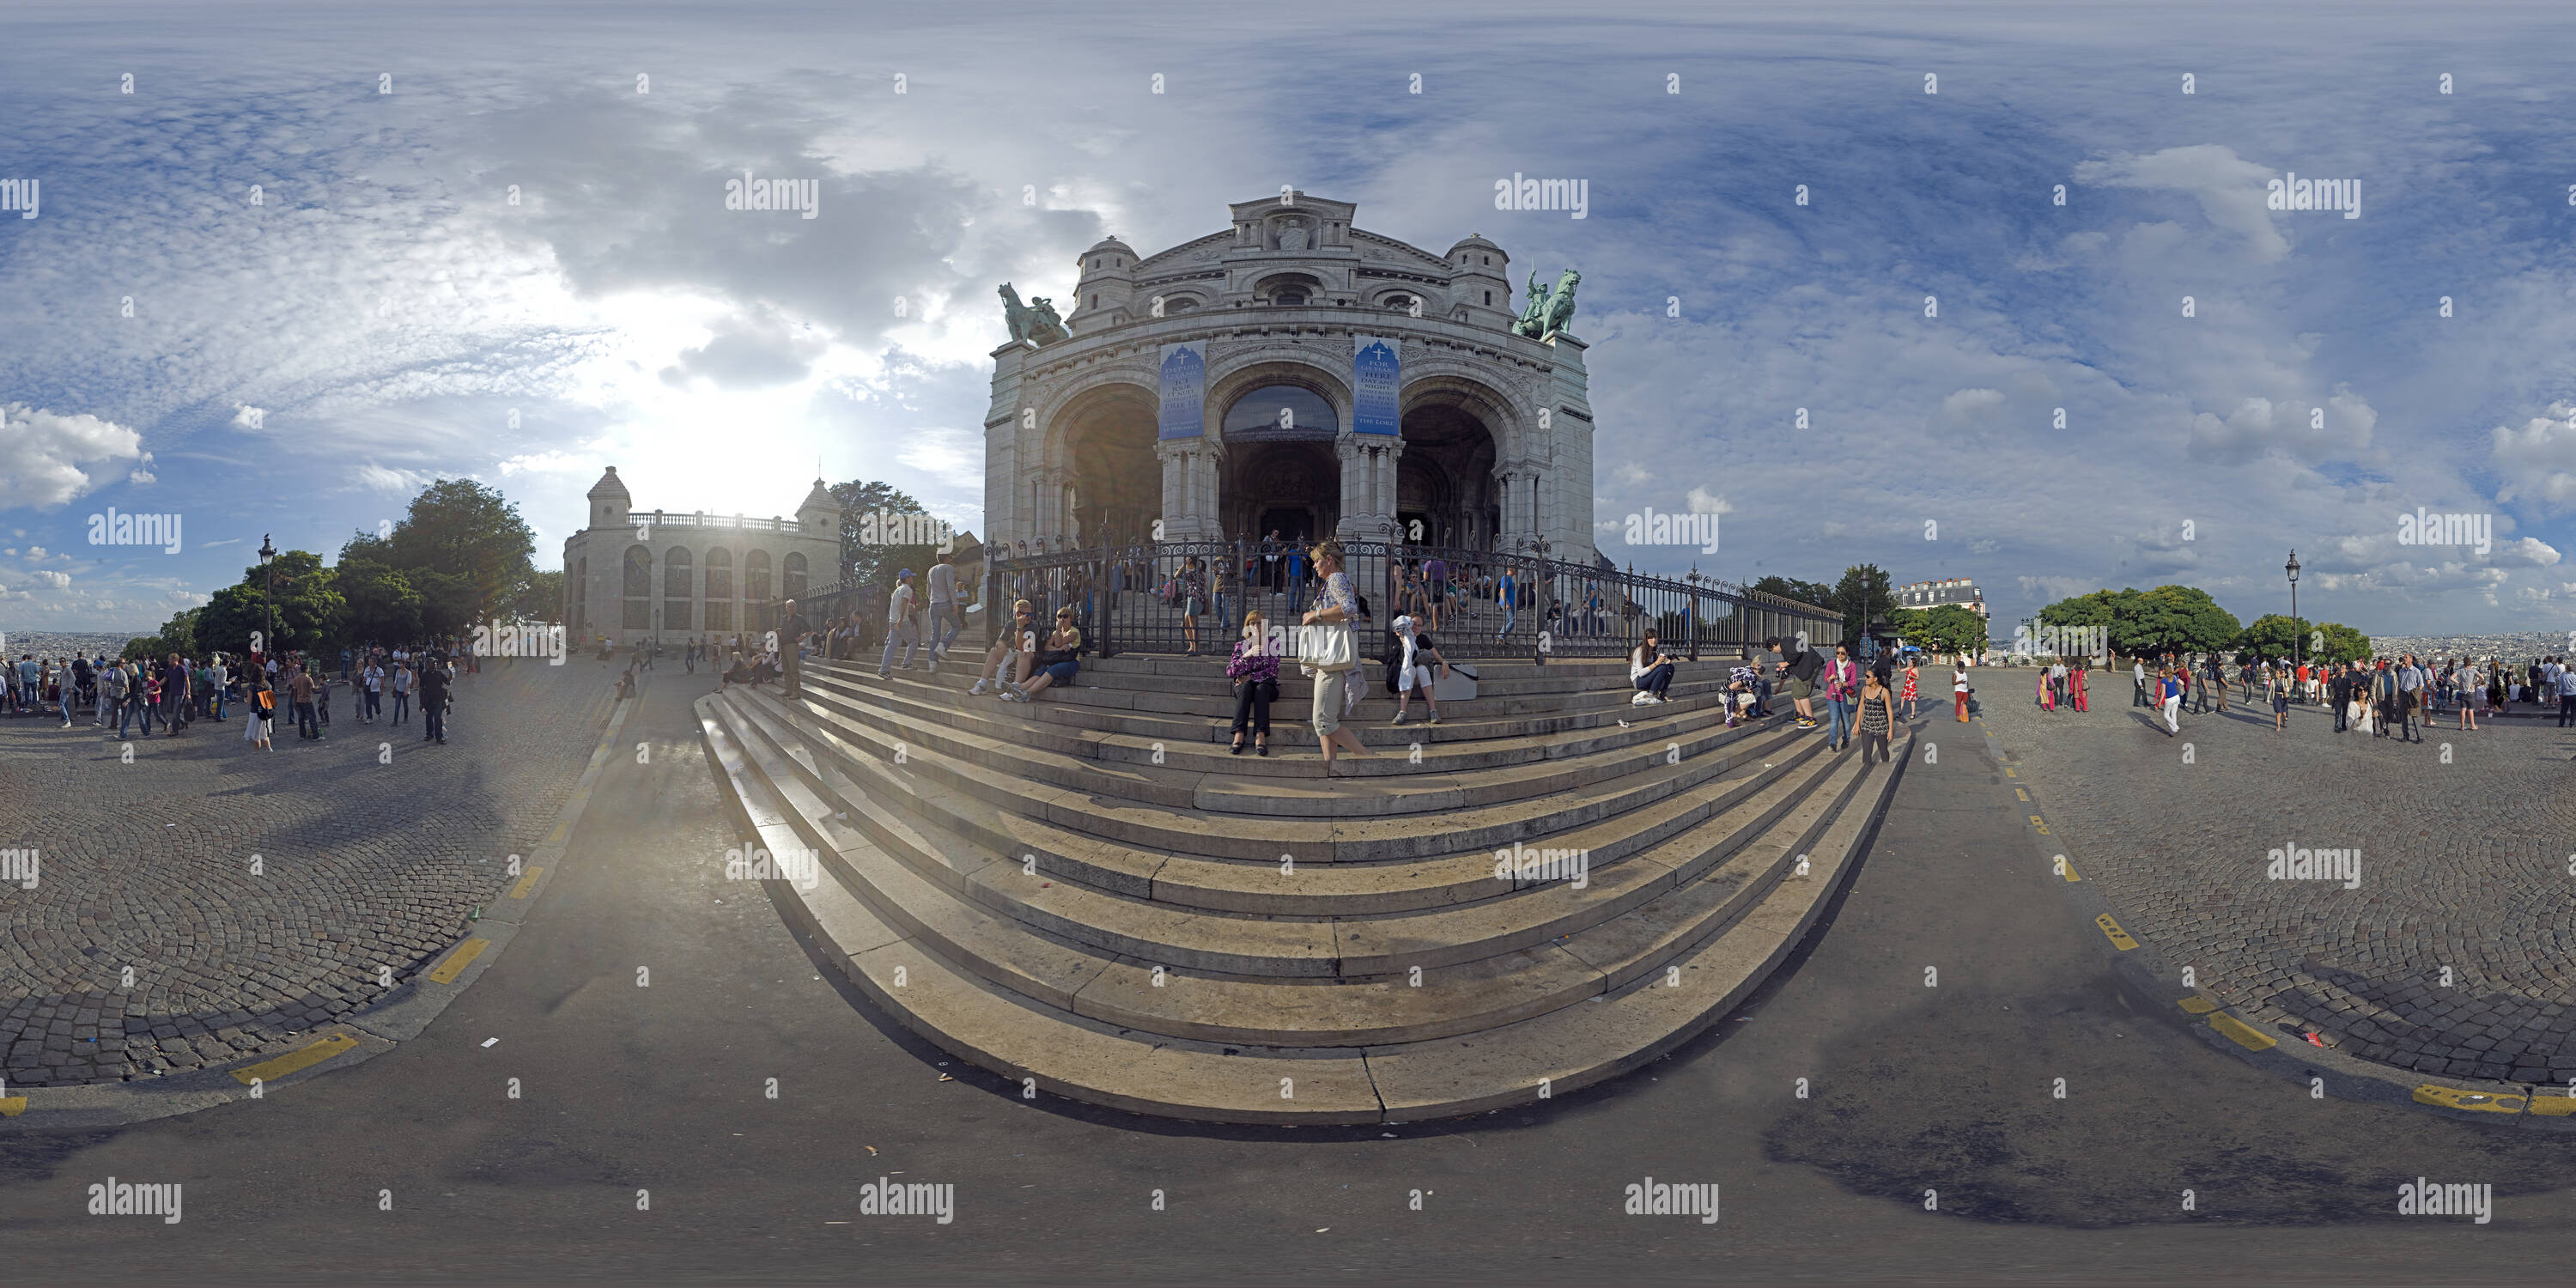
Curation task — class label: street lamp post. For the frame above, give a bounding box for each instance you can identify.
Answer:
[258,534,276,661]
[2285,549,2302,698]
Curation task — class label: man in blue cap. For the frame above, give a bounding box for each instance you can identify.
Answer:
[878,568,927,679]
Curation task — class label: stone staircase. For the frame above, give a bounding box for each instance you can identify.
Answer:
[695,650,1911,1123]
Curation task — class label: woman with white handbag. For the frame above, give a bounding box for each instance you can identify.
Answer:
[1299,539,1377,774]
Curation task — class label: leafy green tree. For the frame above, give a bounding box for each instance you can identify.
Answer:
[2316,623,2372,664]
[1899,604,1987,660]
[337,558,425,645]
[508,568,564,621]
[1833,563,1893,650]
[2237,613,2313,662]
[380,479,537,622]
[1748,575,1837,613]
[834,479,938,591]
[2123,585,2241,658]
[193,583,268,655]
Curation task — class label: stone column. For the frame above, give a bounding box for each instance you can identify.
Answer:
[1335,434,1404,541]
[1156,440,1224,541]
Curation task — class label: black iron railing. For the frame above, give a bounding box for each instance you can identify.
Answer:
[912,539,1841,664]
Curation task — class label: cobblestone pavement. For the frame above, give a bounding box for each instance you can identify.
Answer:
[1967,665,2576,1084]
[0,657,620,1087]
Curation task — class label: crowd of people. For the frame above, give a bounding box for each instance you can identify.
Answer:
[1992,651,2576,740]
[4,640,463,749]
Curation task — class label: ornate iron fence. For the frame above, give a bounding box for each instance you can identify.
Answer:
[948,539,1837,665]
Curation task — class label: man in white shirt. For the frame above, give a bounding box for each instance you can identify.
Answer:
[2556,661,2576,727]
[362,659,385,722]
[926,552,962,668]
[878,569,925,678]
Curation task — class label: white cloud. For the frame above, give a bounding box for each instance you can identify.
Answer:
[2492,403,2576,510]
[356,464,440,493]
[1684,487,1732,515]
[0,404,145,508]
[29,570,71,590]
[2500,536,2561,567]
[1941,388,2005,427]
[2073,145,2290,263]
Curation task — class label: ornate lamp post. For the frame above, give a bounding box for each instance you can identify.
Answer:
[258,534,276,660]
[2284,549,2303,698]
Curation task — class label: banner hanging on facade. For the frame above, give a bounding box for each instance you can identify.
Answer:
[1353,335,1400,435]
[1157,342,1206,440]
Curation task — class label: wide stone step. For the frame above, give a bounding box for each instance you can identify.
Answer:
[755,680,1810,866]
[718,689,1844,979]
[799,666,1772,814]
[699,690,1912,1121]
[835,662,1747,754]
[820,665,1749,774]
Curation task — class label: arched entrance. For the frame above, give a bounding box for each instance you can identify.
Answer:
[1218,380,1343,542]
[1224,441,1340,544]
[1059,384,1158,548]
[1398,397,1501,550]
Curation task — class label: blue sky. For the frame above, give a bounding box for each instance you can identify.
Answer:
[6,0,2576,636]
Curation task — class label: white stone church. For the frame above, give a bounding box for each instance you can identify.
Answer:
[982,191,1596,562]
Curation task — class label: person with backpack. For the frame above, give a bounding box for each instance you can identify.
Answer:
[1771,635,1824,731]
[1856,667,1899,764]
[100,658,130,737]
[1389,615,1453,726]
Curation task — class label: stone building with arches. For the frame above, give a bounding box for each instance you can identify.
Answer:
[985,190,1596,562]
[562,466,841,647]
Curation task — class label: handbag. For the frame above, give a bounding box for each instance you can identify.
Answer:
[1297,622,1358,675]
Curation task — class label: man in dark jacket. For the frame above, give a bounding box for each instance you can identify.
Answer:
[420,653,450,744]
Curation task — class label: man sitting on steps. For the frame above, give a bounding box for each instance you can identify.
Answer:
[968,600,1041,699]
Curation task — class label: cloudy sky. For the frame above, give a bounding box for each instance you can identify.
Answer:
[5,0,2575,636]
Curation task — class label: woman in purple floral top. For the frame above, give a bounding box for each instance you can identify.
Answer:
[1226,609,1281,755]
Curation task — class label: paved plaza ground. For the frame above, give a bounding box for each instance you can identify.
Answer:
[0,658,621,1086]
[1965,665,2576,1084]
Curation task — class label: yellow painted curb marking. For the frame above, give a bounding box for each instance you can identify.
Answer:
[2413,1084,2525,1114]
[2208,1013,2276,1051]
[2177,996,2219,1014]
[509,866,544,899]
[230,1033,358,1084]
[2525,1094,2576,1118]
[2029,815,2051,835]
[2057,855,2081,882]
[2002,767,2018,778]
[2094,914,2138,951]
[426,938,489,984]
[2014,787,2031,802]
[0,1096,27,1116]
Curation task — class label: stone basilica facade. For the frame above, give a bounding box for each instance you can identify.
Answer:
[562,466,841,645]
[984,191,1597,562]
